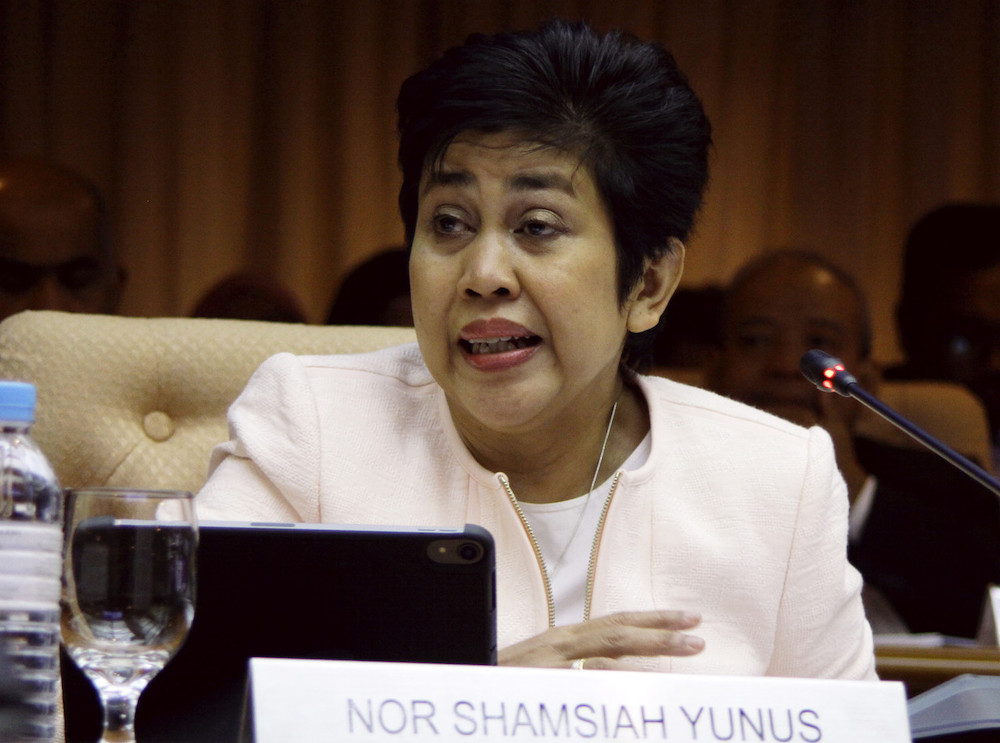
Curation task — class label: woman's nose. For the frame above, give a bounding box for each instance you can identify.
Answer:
[459,233,519,300]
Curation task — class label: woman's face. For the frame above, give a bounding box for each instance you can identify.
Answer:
[410,131,643,437]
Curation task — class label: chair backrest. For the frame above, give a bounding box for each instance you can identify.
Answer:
[0,311,416,493]
[870,379,994,468]
[652,366,994,467]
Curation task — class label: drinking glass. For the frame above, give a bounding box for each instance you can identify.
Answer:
[61,488,197,742]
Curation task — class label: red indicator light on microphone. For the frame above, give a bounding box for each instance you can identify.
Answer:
[820,364,848,392]
[801,351,859,397]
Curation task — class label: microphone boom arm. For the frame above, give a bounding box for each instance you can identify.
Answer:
[800,348,1000,499]
[846,382,1000,498]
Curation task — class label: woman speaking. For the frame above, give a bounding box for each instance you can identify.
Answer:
[197,19,875,680]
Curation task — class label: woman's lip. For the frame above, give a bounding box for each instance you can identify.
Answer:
[460,342,540,372]
[459,318,535,340]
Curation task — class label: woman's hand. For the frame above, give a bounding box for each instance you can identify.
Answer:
[498,610,704,670]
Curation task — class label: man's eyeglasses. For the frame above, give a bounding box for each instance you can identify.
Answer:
[0,257,105,294]
[943,319,1000,365]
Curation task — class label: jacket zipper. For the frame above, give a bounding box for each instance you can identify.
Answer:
[498,470,622,628]
[498,472,556,626]
[584,471,622,621]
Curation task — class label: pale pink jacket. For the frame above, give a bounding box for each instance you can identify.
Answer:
[197,343,876,680]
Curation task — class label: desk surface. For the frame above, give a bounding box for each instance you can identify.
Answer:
[875,643,1000,696]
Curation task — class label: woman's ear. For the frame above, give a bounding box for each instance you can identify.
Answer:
[626,238,685,334]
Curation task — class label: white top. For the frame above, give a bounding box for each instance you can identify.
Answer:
[848,475,878,543]
[519,435,652,626]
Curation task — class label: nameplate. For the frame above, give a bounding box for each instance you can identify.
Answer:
[243,658,910,742]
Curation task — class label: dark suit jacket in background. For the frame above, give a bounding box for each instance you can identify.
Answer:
[849,436,1000,638]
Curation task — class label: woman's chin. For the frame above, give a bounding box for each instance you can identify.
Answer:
[448,383,559,435]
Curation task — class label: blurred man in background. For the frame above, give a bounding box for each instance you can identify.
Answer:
[0,158,125,323]
[325,247,412,327]
[889,203,1000,475]
[707,250,874,502]
[708,249,1000,638]
[190,269,308,324]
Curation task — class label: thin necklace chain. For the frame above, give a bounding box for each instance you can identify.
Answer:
[548,398,618,579]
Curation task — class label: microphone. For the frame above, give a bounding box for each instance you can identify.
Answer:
[800,349,1000,498]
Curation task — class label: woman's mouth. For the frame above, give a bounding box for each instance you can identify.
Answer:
[461,336,540,354]
[457,322,542,371]
[458,317,542,372]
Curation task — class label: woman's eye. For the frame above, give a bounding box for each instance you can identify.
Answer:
[433,214,466,235]
[516,217,561,238]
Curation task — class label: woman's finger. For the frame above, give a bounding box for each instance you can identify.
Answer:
[499,610,705,668]
[558,610,702,659]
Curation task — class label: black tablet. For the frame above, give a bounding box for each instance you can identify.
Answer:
[62,521,497,742]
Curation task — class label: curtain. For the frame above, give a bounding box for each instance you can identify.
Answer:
[2,0,998,362]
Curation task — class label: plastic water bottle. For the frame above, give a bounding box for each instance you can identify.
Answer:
[0,381,63,742]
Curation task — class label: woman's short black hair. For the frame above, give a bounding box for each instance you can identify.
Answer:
[396,19,712,370]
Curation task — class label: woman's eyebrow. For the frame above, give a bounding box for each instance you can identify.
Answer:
[421,169,472,195]
[508,171,575,195]
[420,168,576,196]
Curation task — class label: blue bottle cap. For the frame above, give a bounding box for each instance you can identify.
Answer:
[0,381,37,423]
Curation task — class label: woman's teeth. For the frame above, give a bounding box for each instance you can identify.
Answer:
[468,336,533,354]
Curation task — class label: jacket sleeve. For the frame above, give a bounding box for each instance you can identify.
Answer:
[767,425,878,680]
[196,353,322,523]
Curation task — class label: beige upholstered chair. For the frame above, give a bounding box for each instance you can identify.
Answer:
[1,310,991,494]
[0,311,416,493]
